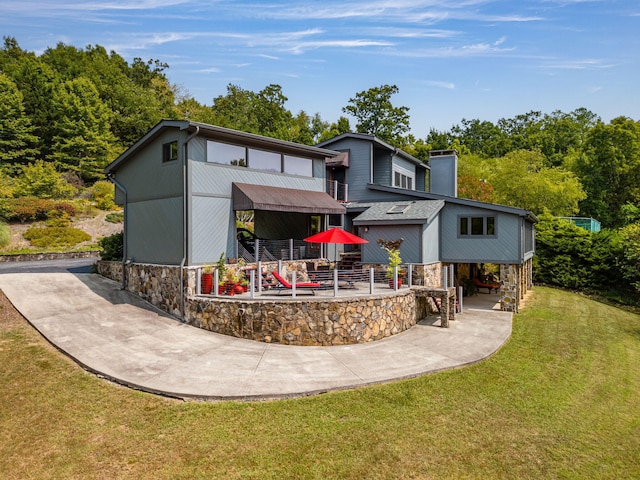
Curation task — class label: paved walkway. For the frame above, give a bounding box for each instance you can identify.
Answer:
[0,259,512,401]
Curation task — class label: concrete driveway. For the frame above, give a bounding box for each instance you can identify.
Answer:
[0,259,512,401]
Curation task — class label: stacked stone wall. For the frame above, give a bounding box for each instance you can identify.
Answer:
[185,291,416,345]
[96,261,420,346]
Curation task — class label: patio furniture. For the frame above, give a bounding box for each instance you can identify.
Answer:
[272,271,322,295]
[472,277,500,293]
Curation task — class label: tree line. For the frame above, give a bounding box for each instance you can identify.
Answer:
[1,37,639,303]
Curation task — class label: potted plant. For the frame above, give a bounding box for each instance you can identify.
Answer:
[378,238,404,288]
[216,253,227,294]
[201,264,214,294]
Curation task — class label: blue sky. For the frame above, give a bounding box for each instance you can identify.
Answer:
[1,0,638,135]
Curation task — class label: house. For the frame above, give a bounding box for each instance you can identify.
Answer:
[104,120,346,267]
[317,133,537,311]
[106,121,535,312]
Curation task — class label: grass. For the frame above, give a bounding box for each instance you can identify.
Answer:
[1,286,639,479]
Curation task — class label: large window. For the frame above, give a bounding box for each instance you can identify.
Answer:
[459,216,496,237]
[249,148,281,172]
[207,141,246,166]
[206,140,314,177]
[283,155,313,177]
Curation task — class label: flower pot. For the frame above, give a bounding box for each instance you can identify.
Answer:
[201,273,213,294]
[234,283,244,295]
[388,278,402,289]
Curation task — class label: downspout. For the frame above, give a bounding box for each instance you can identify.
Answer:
[180,125,200,322]
[107,173,128,291]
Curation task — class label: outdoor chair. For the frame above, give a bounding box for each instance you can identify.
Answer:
[271,271,322,295]
[472,277,500,293]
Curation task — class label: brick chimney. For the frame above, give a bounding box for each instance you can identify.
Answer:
[428,149,458,197]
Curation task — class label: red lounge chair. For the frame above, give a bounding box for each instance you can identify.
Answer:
[472,277,500,293]
[272,271,322,295]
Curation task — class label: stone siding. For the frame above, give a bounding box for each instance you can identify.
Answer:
[185,291,416,346]
[97,261,421,346]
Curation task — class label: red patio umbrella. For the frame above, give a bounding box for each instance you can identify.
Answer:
[304,227,367,264]
[304,227,368,245]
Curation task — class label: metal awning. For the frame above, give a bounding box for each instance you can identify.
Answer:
[232,183,346,215]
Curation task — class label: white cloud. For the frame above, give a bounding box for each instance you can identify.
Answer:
[426,80,456,89]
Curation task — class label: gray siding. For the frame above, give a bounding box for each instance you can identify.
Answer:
[127,197,183,264]
[191,196,235,265]
[373,149,391,186]
[114,129,185,203]
[440,204,523,264]
[360,225,422,264]
[189,161,327,263]
[324,138,372,201]
[422,216,440,263]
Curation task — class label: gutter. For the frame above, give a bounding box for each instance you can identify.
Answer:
[106,173,128,291]
[179,125,200,322]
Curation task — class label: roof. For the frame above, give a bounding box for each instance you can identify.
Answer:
[352,200,445,225]
[366,184,538,223]
[105,120,340,174]
[232,182,346,215]
[316,132,427,170]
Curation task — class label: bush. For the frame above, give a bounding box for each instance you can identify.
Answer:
[23,226,91,248]
[13,160,77,198]
[0,197,56,223]
[105,212,124,224]
[98,232,123,261]
[0,220,10,249]
[90,180,116,210]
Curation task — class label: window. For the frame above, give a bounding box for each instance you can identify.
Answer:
[207,141,246,166]
[162,141,178,162]
[248,148,281,172]
[283,155,313,177]
[459,216,496,237]
[392,168,414,190]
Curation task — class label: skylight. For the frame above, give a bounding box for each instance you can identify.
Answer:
[387,203,411,214]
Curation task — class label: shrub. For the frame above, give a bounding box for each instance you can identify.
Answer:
[98,232,123,261]
[13,160,77,198]
[52,202,76,218]
[0,220,10,249]
[23,226,91,248]
[0,197,56,223]
[105,212,124,224]
[90,180,116,210]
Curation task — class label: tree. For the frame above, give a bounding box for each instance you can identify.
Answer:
[211,83,294,140]
[13,160,76,198]
[318,116,351,143]
[570,117,640,228]
[342,84,410,147]
[489,150,585,215]
[0,73,39,169]
[49,78,117,182]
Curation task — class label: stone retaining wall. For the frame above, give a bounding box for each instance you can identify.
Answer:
[185,290,416,346]
[0,250,99,263]
[96,260,421,346]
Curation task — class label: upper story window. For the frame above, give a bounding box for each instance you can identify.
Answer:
[207,140,246,166]
[206,140,313,177]
[459,215,496,237]
[283,155,313,177]
[248,148,281,172]
[162,141,178,162]
[393,168,414,190]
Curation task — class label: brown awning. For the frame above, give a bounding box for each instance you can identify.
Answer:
[232,182,346,215]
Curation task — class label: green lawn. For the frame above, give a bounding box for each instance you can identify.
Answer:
[1,286,639,479]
